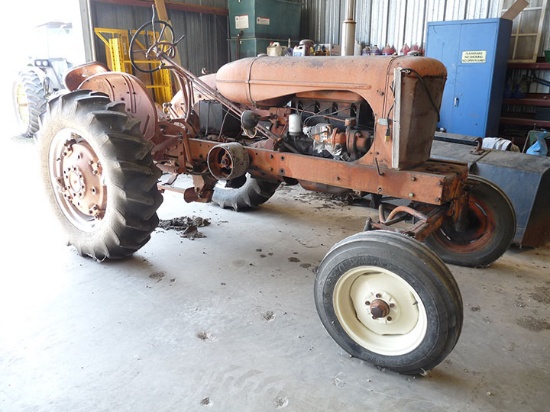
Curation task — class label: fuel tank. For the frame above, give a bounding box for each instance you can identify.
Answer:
[215,55,447,110]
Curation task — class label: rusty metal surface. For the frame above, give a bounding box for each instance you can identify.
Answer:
[432,139,550,247]
[216,55,446,171]
[215,55,445,108]
[71,23,476,248]
[64,62,110,91]
[57,138,107,220]
[79,72,158,141]
[187,139,467,205]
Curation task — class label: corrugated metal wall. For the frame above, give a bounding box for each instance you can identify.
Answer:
[301,0,512,51]
[88,0,550,76]
[299,0,550,93]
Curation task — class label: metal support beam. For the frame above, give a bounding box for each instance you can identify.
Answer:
[91,0,228,16]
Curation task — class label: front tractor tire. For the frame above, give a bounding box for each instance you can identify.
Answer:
[39,90,163,260]
[315,231,463,375]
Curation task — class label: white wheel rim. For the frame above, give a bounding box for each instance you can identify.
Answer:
[333,266,428,356]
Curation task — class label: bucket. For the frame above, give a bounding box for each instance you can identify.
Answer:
[267,42,282,56]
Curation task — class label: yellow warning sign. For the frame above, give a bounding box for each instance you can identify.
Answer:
[462,50,487,63]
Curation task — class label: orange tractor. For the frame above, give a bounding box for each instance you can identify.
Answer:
[38,18,515,374]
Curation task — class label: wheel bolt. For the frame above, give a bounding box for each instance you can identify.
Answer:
[370,299,390,319]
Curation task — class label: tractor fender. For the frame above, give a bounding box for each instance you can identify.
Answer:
[78,71,158,141]
[64,61,109,91]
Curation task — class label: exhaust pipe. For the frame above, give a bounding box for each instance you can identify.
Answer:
[341,0,356,56]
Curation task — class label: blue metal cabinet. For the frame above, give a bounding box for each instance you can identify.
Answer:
[426,19,512,137]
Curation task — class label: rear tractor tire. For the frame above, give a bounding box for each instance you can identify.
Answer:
[38,90,163,260]
[315,231,463,375]
[424,175,516,267]
[13,69,47,138]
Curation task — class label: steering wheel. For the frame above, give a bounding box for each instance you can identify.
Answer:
[129,20,179,73]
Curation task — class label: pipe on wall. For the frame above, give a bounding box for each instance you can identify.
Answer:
[341,0,357,55]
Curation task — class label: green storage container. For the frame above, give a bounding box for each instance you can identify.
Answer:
[229,0,301,39]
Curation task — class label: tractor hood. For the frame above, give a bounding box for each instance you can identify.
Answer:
[215,55,447,109]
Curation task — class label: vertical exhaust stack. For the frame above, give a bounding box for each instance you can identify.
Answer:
[341,0,357,56]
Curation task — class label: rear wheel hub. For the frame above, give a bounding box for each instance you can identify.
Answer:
[60,139,106,219]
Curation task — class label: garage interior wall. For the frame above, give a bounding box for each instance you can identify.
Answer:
[303,0,550,57]
[85,0,229,75]
[304,0,549,93]
[82,0,550,92]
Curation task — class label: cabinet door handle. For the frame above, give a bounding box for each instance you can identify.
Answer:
[454,97,459,107]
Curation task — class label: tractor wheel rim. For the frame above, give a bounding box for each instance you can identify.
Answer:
[15,83,30,125]
[48,128,107,231]
[333,266,427,356]
[437,197,495,253]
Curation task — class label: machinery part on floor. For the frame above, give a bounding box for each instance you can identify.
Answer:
[207,142,250,180]
[38,90,163,260]
[432,134,550,248]
[212,175,281,211]
[424,175,516,267]
[12,69,47,138]
[314,231,463,375]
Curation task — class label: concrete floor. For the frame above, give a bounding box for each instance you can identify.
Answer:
[1,103,549,411]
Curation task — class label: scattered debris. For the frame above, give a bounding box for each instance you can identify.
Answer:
[262,311,275,321]
[530,285,550,304]
[196,331,213,341]
[149,271,165,282]
[200,397,211,406]
[288,257,300,263]
[158,216,211,239]
[516,316,550,332]
[274,396,289,409]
